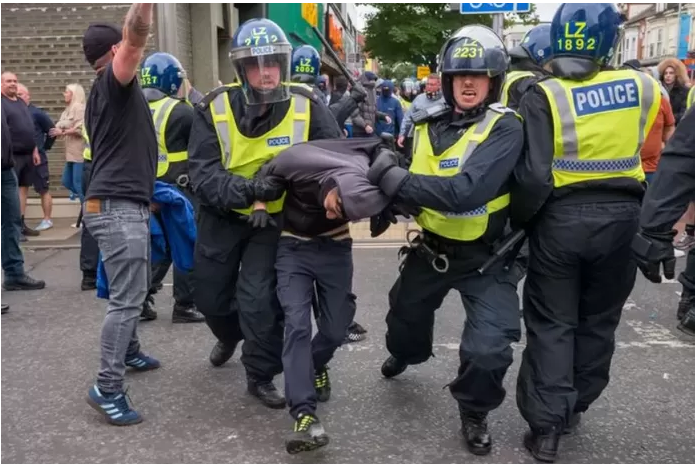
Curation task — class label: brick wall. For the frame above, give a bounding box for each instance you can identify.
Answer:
[176,3,193,74]
[1,3,158,196]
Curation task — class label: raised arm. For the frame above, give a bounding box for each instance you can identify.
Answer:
[112,3,153,85]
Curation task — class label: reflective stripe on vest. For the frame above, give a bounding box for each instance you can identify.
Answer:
[688,86,695,110]
[537,70,660,188]
[149,97,188,179]
[210,84,311,216]
[409,105,512,241]
[82,125,91,161]
[500,70,535,107]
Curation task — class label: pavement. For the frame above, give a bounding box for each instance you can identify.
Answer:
[2,247,694,464]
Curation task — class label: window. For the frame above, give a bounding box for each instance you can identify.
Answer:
[647,29,655,57]
[631,37,637,59]
[656,28,663,56]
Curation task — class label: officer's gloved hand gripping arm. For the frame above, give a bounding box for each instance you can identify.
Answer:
[633,107,695,283]
[367,115,524,213]
[188,106,279,211]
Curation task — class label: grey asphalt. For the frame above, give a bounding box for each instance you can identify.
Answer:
[2,248,694,464]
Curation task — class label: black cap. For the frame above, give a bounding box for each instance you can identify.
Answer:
[82,23,122,66]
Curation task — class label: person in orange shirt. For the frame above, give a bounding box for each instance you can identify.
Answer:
[640,93,675,184]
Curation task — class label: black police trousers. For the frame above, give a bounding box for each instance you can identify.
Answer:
[386,249,521,412]
[193,206,283,381]
[276,236,356,418]
[517,200,640,431]
[79,161,99,277]
[149,185,197,308]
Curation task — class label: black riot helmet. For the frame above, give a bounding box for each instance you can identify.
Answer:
[438,25,509,109]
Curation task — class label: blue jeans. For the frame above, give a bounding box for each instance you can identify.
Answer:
[62,161,84,201]
[1,169,25,279]
[83,199,150,394]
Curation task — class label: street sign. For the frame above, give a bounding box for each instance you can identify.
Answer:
[459,3,531,14]
[417,66,431,79]
[301,3,319,28]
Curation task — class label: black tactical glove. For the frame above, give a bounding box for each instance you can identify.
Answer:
[244,209,278,229]
[350,82,367,104]
[367,149,409,197]
[632,230,677,284]
[253,176,286,202]
[381,203,422,223]
[370,214,391,238]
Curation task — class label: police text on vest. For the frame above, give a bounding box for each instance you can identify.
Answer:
[571,79,639,117]
[267,136,291,147]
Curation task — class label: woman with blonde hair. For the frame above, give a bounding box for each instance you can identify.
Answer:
[50,83,86,202]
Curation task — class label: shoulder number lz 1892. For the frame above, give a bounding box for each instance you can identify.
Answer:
[558,21,595,51]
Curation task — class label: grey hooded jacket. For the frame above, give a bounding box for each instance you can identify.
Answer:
[260,137,390,221]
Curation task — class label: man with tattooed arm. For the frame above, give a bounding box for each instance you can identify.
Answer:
[81,4,160,426]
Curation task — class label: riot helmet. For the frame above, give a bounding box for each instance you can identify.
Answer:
[291,45,320,85]
[140,52,185,96]
[230,18,292,105]
[509,24,553,68]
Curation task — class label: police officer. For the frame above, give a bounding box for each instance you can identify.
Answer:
[512,5,661,462]
[366,25,523,456]
[79,126,99,291]
[633,107,695,335]
[139,52,204,324]
[188,18,342,409]
[502,24,552,109]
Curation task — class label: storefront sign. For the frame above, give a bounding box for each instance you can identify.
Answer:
[301,3,318,28]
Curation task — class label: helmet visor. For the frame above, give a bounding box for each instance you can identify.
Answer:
[230,43,292,105]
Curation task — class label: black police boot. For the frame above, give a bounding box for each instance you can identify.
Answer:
[247,378,286,409]
[524,428,561,463]
[563,412,581,434]
[2,274,46,291]
[140,294,158,321]
[314,366,331,402]
[81,273,97,291]
[285,412,330,454]
[459,406,492,456]
[381,356,408,378]
[677,289,694,320]
[21,217,39,237]
[678,308,695,336]
[172,303,205,323]
[209,340,238,367]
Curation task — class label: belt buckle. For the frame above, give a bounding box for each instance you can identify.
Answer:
[85,198,101,213]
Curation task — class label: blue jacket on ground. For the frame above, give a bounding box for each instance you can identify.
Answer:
[375,81,403,137]
[97,181,196,299]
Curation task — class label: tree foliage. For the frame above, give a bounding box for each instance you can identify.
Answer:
[380,62,417,81]
[362,3,539,71]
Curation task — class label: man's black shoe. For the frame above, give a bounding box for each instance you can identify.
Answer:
[247,378,286,409]
[381,356,408,378]
[314,366,331,402]
[563,413,581,434]
[22,223,40,237]
[3,274,46,291]
[524,428,561,463]
[286,412,329,454]
[81,274,97,291]
[459,407,491,456]
[172,304,205,323]
[678,308,695,335]
[1,304,9,314]
[140,295,158,321]
[677,289,694,320]
[209,340,238,367]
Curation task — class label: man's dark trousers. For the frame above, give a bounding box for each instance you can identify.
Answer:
[517,200,640,431]
[193,206,284,382]
[1,168,25,279]
[80,161,99,278]
[276,236,356,418]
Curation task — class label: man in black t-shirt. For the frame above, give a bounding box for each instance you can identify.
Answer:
[80,5,160,427]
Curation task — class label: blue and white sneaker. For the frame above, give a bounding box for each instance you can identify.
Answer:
[125,352,161,371]
[86,385,142,426]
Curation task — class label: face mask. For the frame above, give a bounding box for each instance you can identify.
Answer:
[382,88,392,97]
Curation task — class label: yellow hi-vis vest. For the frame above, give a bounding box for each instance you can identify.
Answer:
[500,70,535,107]
[82,125,91,161]
[687,86,694,110]
[149,97,188,179]
[410,105,513,241]
[398,96,411,111]
[537,69,660,188]
[209,83,311,216]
